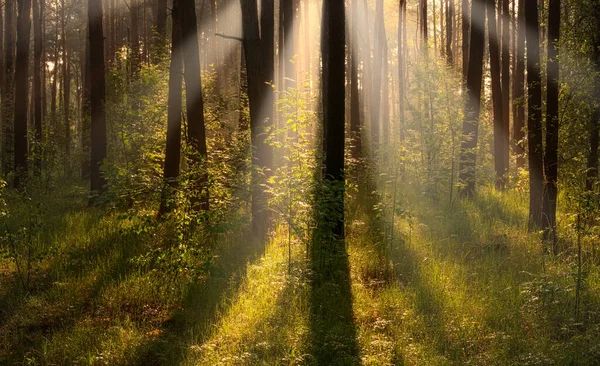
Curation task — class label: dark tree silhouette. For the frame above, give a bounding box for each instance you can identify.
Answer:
[33,0,43,176]
[525,0,543,229]
[513,0,526,169]
[13,0,32,189]
[89,0,108,202]
[458,0,485,196]
[159,0,184,215]
[2,0,15,175]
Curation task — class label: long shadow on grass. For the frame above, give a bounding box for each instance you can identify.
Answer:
[132,230,268,365]
[0,221,145,363]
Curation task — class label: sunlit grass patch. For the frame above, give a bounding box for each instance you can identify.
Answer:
[184,225,310,365]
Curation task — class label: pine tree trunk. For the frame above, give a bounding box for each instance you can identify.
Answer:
[525,0,543,230]
[89,0,108,202]
[458,0,485,196]
[461,0,469,77]
[82,30,91,180]
[2,0,15,175]
[513,0,525,168]
[33,0,42,176]
[487,0,505,189]
[500,0,510,177]
[350,0,361,158]
[543,0,560,249]
[283,0,295,89]
[13,0,32,189]
[181,0,209,210]
[159,0,183,215]
[446,0,454,64]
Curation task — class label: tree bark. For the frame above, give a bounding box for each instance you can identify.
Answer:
[283,0,295,88]
[461,0,469,77]
[13,0,32,189]
[33,0,42,176]
[542,0,559,250]
[62,0,71,173]
[130,0,140,74]
[446,0,454,64]
[321,0,345,237]
[487,0,506,189]
[350,0,361,158]
[2,0,15,175]
[458,0,485,197]
[159,0,183,215]
[500,0,510,176]
[513,0,525,168]
[89,0,108,202]
[82,29,91,180]
[525,0,543,230]
[181,0,209,210]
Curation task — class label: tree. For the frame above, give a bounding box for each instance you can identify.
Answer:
[513,0,526,169]
[82,29,91,180]
[322,0,345,237]
[461,0,469,77]
[500,0,510,177]
[525,0,543,229]
[487,0,506,189]
[2,0,15,175]
[61,0,71,172]
[240,0,274,236]
[159,0,184,215]
[89,0,107,202]
[13,0,32,189]
[282,0,295,89]
[371,0,385,152]
[33,0,43,176]
[458,0,485,196]
[350,0,361,158]
[181,0,209,210]
[543,0,560,249]
[446,0,454,64]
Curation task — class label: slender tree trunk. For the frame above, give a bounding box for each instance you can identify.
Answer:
[371,0,384,154]
[130,0,140,75]
[283,0,295,88]
[381,31,389,149]
[487,0,505,189]
[350,0,361,158]
[458,0,485,196]
[303,0,309,84]
[587,112,599,191]
[525,0,543,229]
[2,0,15,175]
[13,0,32,189]
[421,0,428,42]
[240,0,274,236]
[89,0,108,202]
[82,29,91,180]
[181,0,209,210]
[543,0,560,249]
[33,0,42,176]
[62,0,71,174]
[513,0,525,168]
[446,0,454,64]
[461,0,469,77]
[159,0,183,215]
[321,0,345,237]
[501,0,510,176]
[155,0,167,48]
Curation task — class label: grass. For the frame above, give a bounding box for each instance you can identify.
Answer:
[1,183,600,365]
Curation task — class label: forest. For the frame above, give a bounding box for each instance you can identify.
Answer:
[1,0,600,364]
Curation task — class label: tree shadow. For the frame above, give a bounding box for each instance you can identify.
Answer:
[131,230,268,365]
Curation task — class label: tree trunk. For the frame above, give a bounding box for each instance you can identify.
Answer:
[155,0,167,47]
[32,0,42,176]
[2,0,15,175]
[543,0,560,249]
[587,112,599,191]
[446,0,454,64]
[371,0,384,154]
[181,0,209,210]
[240,0,274,236]
[13,0,32,189]
[421,0,428,42]
[82,29,91,180]
[513,0,525,168]
[159,0,183,215]
[350,0,361,158]
[62,0,71,174]
[525,0,543,230]
[461,0,469,77]
[283,0,295,89]
[130,0,140,75]
[89,0,107,202]
[321,0,345,237]
[500,0,510,177]
[487,0,505,189]
[458,0,485,197]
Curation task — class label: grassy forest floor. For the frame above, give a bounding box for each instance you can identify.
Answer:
[1,182,600,365]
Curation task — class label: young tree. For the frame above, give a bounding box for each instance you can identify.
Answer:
[322,0,345,237]
[525,0,543,229]
[13,0,32,189]
[543,0,560,249]
[89,0,107,202]
[458,0,485,196]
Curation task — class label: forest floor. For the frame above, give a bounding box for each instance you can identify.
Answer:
[1,183,600,365]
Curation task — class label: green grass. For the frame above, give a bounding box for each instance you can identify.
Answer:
[1,184,600,365]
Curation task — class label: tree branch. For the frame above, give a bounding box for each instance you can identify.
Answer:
[215,33,243,42]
